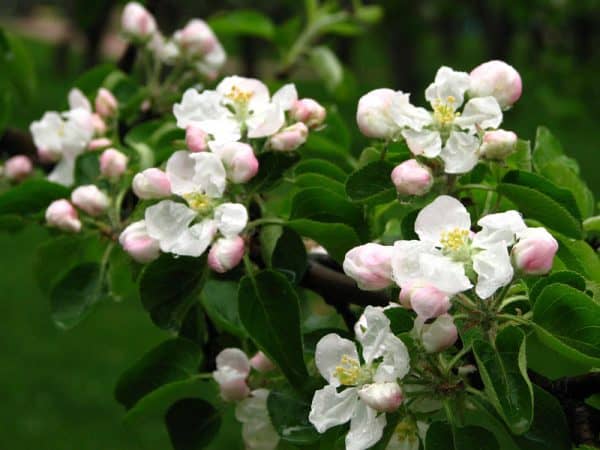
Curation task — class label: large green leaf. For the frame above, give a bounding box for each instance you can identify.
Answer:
[72,63,115,96]
[345,160,397,204]
[293,159,348,183]
[201,279,246,338]
[165,398,221,450]
[74,152,101,186]
[247,151,300,192]
[528,270,586,305]
[425,421,499,450]
[139,254,208,331]
[293,173,346,196]
[555,236,600,283]
[0,179,70,215]
[208,10,275,39]
[541,162,594,218]
[532,126,579,174]
[287,219,361,263]
[238,270,308,390]
[472,327,533,434]
[115,338,203,410]
[267,389,319,444]
[0,29,36,101]
[270,227,308,284]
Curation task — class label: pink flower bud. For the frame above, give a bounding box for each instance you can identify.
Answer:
[88,138,112,151]
[399,282,450,319]
[186,125,209,152]
[343,243,394,291]
[512,227,558,275]
[220,378,251,403]
[119,220,161,263]
[45,199,81,232]
[358,382,403,413]
[356,88,398,139]
[391,159,433,196]
[212,142,259,183]
[208,236,245,273]
[100,148,128,179]
[479,129,517,160]
[469,60,522,110]
[250,351,275,373]
[175,19,218,57]
[94,88,118,118]
[92,114,107,135]
[5,155,33,181]
[132,168,171,199]
[290,98,326,128]
[417,314,458,353]
[269,122,308,151]
[71,185,109,217]
[213,348,251,402]
[121,2,157,40]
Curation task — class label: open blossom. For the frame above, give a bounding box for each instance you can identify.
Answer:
[290,98,326,128]
[479,129,517,160]
[173,77,298,143]
[235,389,280,450]
[208,236,245,273]
[269,122,308,151]
[132,168,171,199]
[391,159,433,196]
[100,148,128,178]
[309,306,410,450]
[512,227,558,275]
[71,185,110,217]
[343,243,394,291]
[119,220,160,263]
[414,314,458,353]
[392,195,528,299]
[4,155,33,181]
[213,348,251,402]
[45,199,81,232]
[166,150,227,199]
[121,2,156,40]
[469,60,522,110]
[209,142,259,183]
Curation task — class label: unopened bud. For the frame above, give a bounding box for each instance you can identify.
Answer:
[175,19,218,57]
[291,98,326,128]
[356,88,398,139]
[186,125,209,152]
[5,155,33,181]
[358,382,403,413]
[343,243,394,291]
[399,282,450,319]
[469,60,522,110]
[45,199,81,232]
[418,314,458,353]
[95,88,118,118]
[121,2,157,40]
[512,227,558,275]
[213,348,251,402]
[88,138,112,151]
[71,185,109,217]
[100,148,128,179]
[479,130,517,160]
[119,220,161,263]
[212,142,259,183]
[132,168,171,199]
[208,236,245,273]
[92,114,107,135]
[391,159,433,196]
[250,351,275,373]
[269,122,308,151]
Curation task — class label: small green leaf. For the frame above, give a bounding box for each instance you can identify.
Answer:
[208,10,275,39]
[528,270,586,304]
[72,63,115,96]
[384,308,415,334]
[238,270,308,390]
[506,139,532,171]
[201,279,246,338]
[267,389,319,444]
[345,160,396,204]
[0,29,36,101]
[309,46,343,91]
[0,179,69,215]
[271,227,307,284]
[74,152,101,185]
[166,398,221,450]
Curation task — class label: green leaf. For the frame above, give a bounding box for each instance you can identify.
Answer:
[345,160,396,204]
[0,29,36,101]
[271,227,307,284]
[293,159,348,183]
[107,245,139,302]
[555,236,600,283]
[49,262,105,329]
[531,283,600,372]
[267,389,319,444]
[0,88,12,136]
[0,179,69,215]
[309,46,343,91]
[166,398,220,450]
[248,151,300,192]
[287,219,361,264]
[532,126,579,174]
[541,162,594,218]
[208,10,275,39]
[74,152,101,185]
[115,337,203,410]
[472,327,533,434]
[201,279,246,338]
[506,139,532,171]
[426,421,499,450]
[124,119,180,169]
[238,270,308,390]
[293,173,346,196]
[529,270,586,304]
[139,254,208,331]
[72,63,115,96]
[384,308,415,334]
[498,171,582,239]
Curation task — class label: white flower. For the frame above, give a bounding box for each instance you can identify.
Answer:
[166,150,227,198]
[213,348,251,402]
[235,389,280,450]
[309,306,410,450]
[399,195,526,299]
[173,77,297,143]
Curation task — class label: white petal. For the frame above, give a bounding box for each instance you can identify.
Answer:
[440,131,480,174]
[309,385,358,433]
[170,219,216,257]
[173,89,232,129]
[455,96,503,132]
[213,203,248,237]
[236,389,280,450]
[415,195,471,245]
[190,152,227,198]
[425,66,471,106]
[247,102,285,138]
[145,200,196,252]
[48,157,75,186]
[166,150,197,196]
[315,333,359,386]
[356,306,392,364]
[30,111,64,153]
[418,252,472,296]
[473,210,526,249]
[214,348,251,384]
[271,83,298,111]
[473,242,513,299]
[346,401,386,450]
[402,129,442,158]
[68,88,92,112]
[374,334,410,383]
[391,240,437,287]
[390,92,432,131]
[217,76,270,111]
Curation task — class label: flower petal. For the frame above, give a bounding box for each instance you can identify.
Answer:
[455,96,503,132]
[390,92,432,131]
[473,210,526,249]
[271,83,298,111]
[214,203,248,237]
[391,240,437,287]
[166,150,197,196]
[309,385,358,433]
[68,88,92,112]
[418,252,473,296]
[402,129,442,158]
[48,157,76,186]
[473,242,514,299]
[170,218,216,257]
[314,333,359,386]
[217,76,270,111]
[190,152,227,198]
[214,348,251,384]
[236,389,280,450]
[440,131,480,174]
[415,195,471,245]
[173,88,231,129]
[374,334,410,383]
[144,200,196,252]
[346,401,386,450]
[247,102,285,138]
[425,66,471,107]
[356,306,392,364]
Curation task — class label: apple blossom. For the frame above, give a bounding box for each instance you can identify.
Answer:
[175,19,218,57]
[343,243,394,291]
[121,2,157,40]
[208,236,245,273]
[415,314,458,353]
[45,199,81,232]
[386,419,428,450]
[213,348,251,402]
[391,159,433,196]
[71,185,110,216]
[91,114,107,135]
[88,138,112,151]
[399,282,450,319]
[479,129,517,160]
[291,98,326,128]
[235,389,280,450]
[268,122,308,151]
[309,306,410,450]
[249,351,275,373]
[210,142,259,183]
[94,88,118,118]
[469,60,522,110]
[512,227,558,275]
[100,148,128,179]
[118,220,161,263]
[4,155,33,181]
[185,125,208,152]
[166,150,227,199]
[148,33,179,64]
[356,88,399,139]
[132,168,171,199]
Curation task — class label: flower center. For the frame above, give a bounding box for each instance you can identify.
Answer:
[440,227,470,252]
[334,355,372,386]
[183,193,212,213]
[432,96,460,126]
[225,85,254,104]
[394,419,418,444]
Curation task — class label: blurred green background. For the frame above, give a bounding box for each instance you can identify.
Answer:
[0,0,598,448]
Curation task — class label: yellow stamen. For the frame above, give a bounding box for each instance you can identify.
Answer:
[334,355,361,386]
[225,85,254,104]
[433,95,460,126]
[440,227,470,251]
[183,193,212,213]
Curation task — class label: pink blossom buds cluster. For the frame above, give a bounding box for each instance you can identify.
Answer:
[290,99,326,129]
[4,155,33,182]
[211,142,259,184]
[269,122,309,152]
[391,159,433,196]
[94,89,119,119]
[185,126,209,152]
